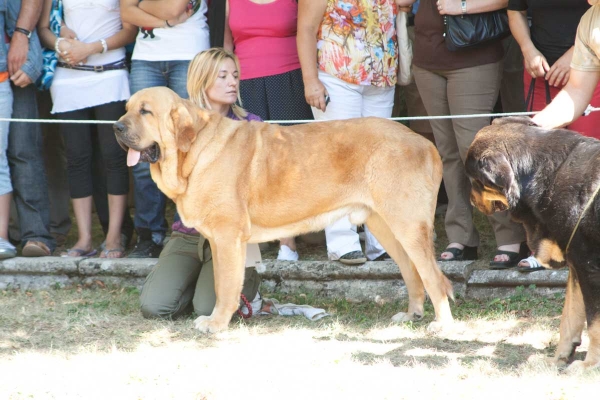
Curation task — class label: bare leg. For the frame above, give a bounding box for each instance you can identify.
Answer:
[0,192,12,240]
[68,196,94,254]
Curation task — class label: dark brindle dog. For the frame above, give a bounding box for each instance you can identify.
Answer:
[465,116,600,372]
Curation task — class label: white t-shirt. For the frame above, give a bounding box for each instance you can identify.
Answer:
[131,1,210,61]
[51,0,130,114]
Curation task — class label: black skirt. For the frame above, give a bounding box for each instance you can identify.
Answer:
[239,68,314,123]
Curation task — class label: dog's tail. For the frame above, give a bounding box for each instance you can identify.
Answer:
[443,274,455,302]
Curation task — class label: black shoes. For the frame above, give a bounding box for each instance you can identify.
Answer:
[127,238,163,258]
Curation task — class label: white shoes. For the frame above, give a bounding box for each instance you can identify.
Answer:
[277,245,299,261]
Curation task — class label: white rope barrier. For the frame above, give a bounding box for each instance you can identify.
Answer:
[1,106,599,125]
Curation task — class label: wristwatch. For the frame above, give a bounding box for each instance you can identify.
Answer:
[461,0,467,14]
[14,27,32,40]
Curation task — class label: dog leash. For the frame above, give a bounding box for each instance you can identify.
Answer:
[566,183,600,254]
[237,293,253,319]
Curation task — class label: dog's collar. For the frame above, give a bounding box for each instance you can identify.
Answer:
[566,183,600,254]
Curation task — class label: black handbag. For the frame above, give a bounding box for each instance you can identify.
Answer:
[443,10,510,52]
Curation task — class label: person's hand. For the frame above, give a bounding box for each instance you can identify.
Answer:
[436,0,462,16]
[7,33,28,76]
[170,8,193,27]
[546,49,573,87]
[60,25,78,39]
[397,6,412,13]
[523,46,549,79]
[10,69,33,88]
[58,39,94,65]
[304,77,328,112]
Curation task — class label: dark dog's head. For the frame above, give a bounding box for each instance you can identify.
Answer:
[465,117,538,215]
[113,87,204,167]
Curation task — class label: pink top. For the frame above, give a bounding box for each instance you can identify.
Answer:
[228,0,301,80]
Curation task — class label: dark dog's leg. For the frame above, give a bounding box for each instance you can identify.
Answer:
[553,270,586,368]
[365,214,426,322]
[194,232,246,333]
[567,273,600,372]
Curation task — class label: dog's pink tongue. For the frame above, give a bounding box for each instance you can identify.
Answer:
[127,149,141,167]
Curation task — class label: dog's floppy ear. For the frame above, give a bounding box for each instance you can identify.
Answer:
[170,100,199,152]
[492,116,539,127]
[479,152,520,208]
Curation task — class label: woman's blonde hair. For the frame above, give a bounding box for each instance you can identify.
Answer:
[186,47,247,119]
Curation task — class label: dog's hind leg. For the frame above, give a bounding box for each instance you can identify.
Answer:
[371,211,453,332]
[194,233,246,333]
[365,213,425,322]
[553,270,586,368]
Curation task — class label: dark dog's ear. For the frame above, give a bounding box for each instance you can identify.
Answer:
[480,152,520,207]
[170,101,199,152]
[492,116,539,127]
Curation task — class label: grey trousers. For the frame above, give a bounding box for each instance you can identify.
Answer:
[413,62,525,247]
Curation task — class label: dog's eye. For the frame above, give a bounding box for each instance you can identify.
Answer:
[140,109,152,116]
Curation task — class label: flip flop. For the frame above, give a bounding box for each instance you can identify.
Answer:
[100,247,125,259]
[516,255,546,272]
[61,248,98,258]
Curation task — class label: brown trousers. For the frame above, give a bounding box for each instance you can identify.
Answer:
[413,61,525,247]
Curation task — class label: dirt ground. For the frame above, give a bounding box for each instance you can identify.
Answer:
[0,287,598,400]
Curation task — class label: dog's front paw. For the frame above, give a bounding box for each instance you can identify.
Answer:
[426,319,454,334]
[194,315,229,333]
[391,311,423,323]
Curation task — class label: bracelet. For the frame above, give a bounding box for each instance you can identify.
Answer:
[54,37,64,55]
[15,27,32,40]
[461,0,467,14]
[165,19,174,28]
[100,38,108,54]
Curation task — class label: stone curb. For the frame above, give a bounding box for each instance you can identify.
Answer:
[0,257,567,301]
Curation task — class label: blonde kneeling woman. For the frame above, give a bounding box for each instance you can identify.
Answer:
[140,48,263,319]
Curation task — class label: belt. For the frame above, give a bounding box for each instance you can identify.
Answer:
[57,58,128,73]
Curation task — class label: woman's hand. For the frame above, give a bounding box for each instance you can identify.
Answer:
[58,39,97,65]
[436,0,462,15]
[522,46,549,79]
[60,25,77,40]
[304,77,328,112]
[169,8,193,27]
[546,47,574,88]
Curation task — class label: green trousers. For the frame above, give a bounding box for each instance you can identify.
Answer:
[140,232,260,319]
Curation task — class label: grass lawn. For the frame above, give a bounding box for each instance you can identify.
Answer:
[0,285,598,399]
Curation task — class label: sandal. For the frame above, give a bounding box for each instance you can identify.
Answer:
[438,245,478,261]
[516,255,545,272]
[100,247,125,259]
[61,248,98,258]
[489,242,529,270]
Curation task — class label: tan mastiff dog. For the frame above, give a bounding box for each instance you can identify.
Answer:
[114,87,453,333]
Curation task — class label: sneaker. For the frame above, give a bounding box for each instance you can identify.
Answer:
[277,245,299,261]
[127,239,163,258]
[0,238,17,259]
[22,240,51,257]
[373,252,392,261]
[338,250,367,265]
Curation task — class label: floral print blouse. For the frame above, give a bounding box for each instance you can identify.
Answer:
[317,0,398,87]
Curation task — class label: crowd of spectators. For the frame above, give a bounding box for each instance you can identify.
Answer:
[2,0,598,276]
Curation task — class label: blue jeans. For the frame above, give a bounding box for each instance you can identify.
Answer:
[8,84,55,251]
[0,81,12,196]
[129,59,191,243]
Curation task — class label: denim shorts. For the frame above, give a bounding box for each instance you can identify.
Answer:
[0,80,13,195]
